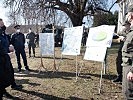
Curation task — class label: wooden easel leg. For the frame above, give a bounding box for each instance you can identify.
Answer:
[37,56,47,73]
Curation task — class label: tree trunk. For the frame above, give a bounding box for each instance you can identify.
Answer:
[69,14,84,26]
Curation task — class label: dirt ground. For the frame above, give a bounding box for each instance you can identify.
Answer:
[4,45,124,100]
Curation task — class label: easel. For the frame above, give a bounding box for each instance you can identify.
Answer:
[52,25,58,72]
[38,53,57,73]
[53,50,57,72]
[38,54,47,73]
[77,48,108,93]
[77,59,107,94]
[99,61,106,94]
[60,26,84,81]
[75,55,78,81]
[75,55,86,82]
[60,50,80,81]
[37,25,57,73]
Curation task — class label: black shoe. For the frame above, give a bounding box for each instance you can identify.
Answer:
[11,84,23,90]
[112,76,122,83]
[3,91,14,99]
[25,68,31,71]
[18,69,21,72]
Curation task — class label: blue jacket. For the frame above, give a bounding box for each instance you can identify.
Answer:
[0,33,10,53]
[0,29,14,88]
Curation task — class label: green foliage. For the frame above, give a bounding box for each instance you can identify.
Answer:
[93,11,118,27]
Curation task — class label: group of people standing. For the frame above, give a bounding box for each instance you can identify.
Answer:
[0,5,133,100]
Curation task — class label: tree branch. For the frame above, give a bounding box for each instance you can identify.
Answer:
[109,1,117,12]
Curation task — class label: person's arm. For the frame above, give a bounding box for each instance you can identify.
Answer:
[22,33,25,44]
[0,40,14,59]
[10,34,15,46]
[117,31,127,37]
[26,33,29,39]
[0,40,8,56]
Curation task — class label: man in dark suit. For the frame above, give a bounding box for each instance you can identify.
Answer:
[11,25,31,72]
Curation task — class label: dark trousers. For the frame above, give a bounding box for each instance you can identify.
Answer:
[15,48,28,69]
[28,43,35,56]
[10,62,17,86]
[0,88,5,100]
[0,63,16,100]
[116,41,124,77]
[123,66,133,100]
[5,56,16,86]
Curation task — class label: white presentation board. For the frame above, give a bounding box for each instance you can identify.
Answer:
[86,25,115,48]
[62,26,83,55]
[39,33,54,56]
[84,46,107,62]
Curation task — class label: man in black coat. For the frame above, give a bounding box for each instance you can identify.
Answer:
[11,25,31,72]
[26,28,36,58]
[0,30,13,99]
[0,19,23,99]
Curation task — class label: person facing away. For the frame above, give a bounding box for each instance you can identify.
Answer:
[11,25,31,72]
[113,21,131,83]
[0,19,23,99]
[26,28,36,58]
[121,5,133,100]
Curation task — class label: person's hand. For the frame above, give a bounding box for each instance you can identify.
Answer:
[8,52,14,58]
[119,36,125,41]
[9,45,14,52]
[127,72,133,81]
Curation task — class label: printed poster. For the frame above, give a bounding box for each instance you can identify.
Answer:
[86,25,115,47]
[62,26,83,55]
[39,33,54,56]
[84,46,107,62]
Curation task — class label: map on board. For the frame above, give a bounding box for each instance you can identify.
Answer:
[39,33,54,56]
[62,26,83,55]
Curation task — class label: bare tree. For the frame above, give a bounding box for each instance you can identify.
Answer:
[4,0,116,26]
